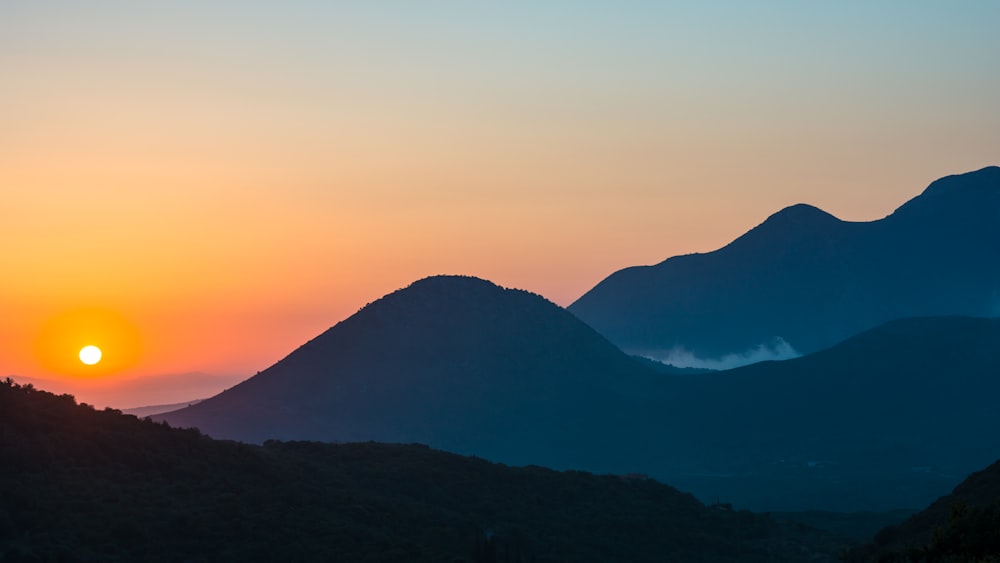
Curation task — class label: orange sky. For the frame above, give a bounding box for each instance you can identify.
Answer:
[2,2,998,406]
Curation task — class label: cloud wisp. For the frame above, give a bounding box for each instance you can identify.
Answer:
[640,337,800,371]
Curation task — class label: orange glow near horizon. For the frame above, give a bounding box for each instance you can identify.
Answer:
[3,2,998,407]
[33,308,142,379]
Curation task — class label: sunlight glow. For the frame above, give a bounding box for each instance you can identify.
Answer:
[32,308,140,378]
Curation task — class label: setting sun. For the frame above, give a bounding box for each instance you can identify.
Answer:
[79,345,102,365]
[31,308,141,378]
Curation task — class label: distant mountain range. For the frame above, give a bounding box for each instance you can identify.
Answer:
[122,399,204,418]
[8,372,242,409]
[569,166,1000,363]
[161,274,1000,511]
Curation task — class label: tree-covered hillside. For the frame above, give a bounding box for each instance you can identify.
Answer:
[0,379,850,562]
[848,458,1000,562]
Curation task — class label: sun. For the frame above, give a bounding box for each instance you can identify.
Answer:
[79,345,103,366]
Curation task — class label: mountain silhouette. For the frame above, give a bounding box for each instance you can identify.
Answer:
[1,379,853,562]
[569,166,1000,361]
[160,275,661,473]
[656,315,1000,511]
[162,272,1000,511]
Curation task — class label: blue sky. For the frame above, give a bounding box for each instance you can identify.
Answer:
[2,1,998,391]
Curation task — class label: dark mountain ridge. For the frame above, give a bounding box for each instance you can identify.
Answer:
[161,275,661,473]
[569,166,1000,360]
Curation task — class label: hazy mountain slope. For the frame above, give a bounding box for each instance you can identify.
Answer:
[0,379,852,562]
[660,316,1000,511]
[569,166,1000,360]
[8,372,242,409]
[160,275,665,472]
[669,316,1000,467]
[122,399,203,417]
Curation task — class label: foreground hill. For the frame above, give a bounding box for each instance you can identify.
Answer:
[847,457,1000,561]
[569,166,1000,362]
[0,379,851,562]
[161,275,663,473]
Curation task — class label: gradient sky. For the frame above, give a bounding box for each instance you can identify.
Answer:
[2,1,998,404]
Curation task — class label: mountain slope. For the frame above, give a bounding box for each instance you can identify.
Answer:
[0,379,853,562]
[569,166,1000,360]
[658,316,1000,511]
[160,275,662,472]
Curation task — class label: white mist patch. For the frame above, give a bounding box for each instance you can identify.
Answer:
[642,338,800,370]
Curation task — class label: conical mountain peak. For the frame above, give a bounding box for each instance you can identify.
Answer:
[160,275,654,472]
[765,203,840,225]
[726,203,844,251]
[399,274,504,295]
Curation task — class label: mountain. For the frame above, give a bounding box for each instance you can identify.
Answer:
[122,399,204,417]
[659,316,1000,511]
[569,166,1000,362]
[160,275,664,473]
[161,273,1000,511]
[847,458,1000,561]
[0,378,852,562]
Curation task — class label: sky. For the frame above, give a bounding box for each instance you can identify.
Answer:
[2,1,998,406]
